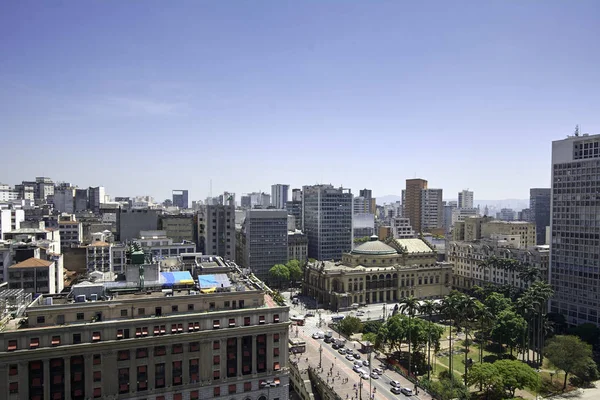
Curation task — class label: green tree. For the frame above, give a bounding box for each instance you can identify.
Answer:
[569,323,600,347]
[420,299,438,380]
[457,294,478,385]
[441,291,464,378]
[484,292,512,316]
[493,359,539,397]
[399,296,420,376]
[268,264,289,287]
[545,335,594,390]
[286,259,303,282]
[527,281,554,366]
[467,363,502,399]
[338,316,363,336]
[491,309,527,356]
[474,300,494,363]
[362,320,383,334]
[571,358,600,387]
[383,314,407,353]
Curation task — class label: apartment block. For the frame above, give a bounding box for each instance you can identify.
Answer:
[271,184,289,210]
[288,230,308,263]
[197,202,236,261]
[404,179,428,233]
[481,221,536,249]
[58,220,83,248]
[530,188,551,245]
[0,209,25,240]
[172,190,189,209]
[421,188,443,231]
[458,190,474,209]
[159,214,195,243]
[118,208,161,243]
[7,257,63,294]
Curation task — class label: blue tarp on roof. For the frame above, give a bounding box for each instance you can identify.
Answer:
[160,271,194,287]
[198,274,231,289]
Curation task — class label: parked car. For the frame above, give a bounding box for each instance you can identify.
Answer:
[305,312,315,317]
[356,311,365,316]
[324,336,333,343]
[391,386,402,394]
[400,388,413,396]
[370,371,379,379]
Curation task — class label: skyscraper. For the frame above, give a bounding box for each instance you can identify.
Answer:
[172,189,189,209]
[302,185,353,261]
[530,188,551,245]
[550,132,600,326]
[197,195,236,260]
[458,190,474,209]
[271,184,289,209]
[88,186,105,213]
[359,188,376,214]
[404,179,428,233]
[421,188,444,231]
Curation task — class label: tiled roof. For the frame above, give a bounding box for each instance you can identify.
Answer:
[88,241,110,247]
[394,238,435,254]
[9,257,53,269]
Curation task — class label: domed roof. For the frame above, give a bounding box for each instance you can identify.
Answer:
[352,237,397,255]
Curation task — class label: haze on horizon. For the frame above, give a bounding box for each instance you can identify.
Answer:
[1,1,599,202]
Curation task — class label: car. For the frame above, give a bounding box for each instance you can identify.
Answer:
[353,353,361,359]
[354,360,363,367]
[324,336,333,343]
[338,348,346,355]
[372,367,383,375]
[361,373,369,380]
[353,365,363,373]
[370,371,379,379]
[305,312,315,317]
[390,380,402,388]
[332,343,339,349]
[400,388,414,396]
[312,332,320,339]
[362,360,369,367]
[356,311,365,316]
[391,387,402,394]
[345,354,355,361]
[324,331,333,339]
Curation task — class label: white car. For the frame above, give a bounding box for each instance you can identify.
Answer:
[361,373,369,380]
[356,311,365,316]
[372,367,383,375]
[401,387,414,396]
[362,360,369,367]
[391,386,402,394]
[346,354,355,361]
[370,371,379,379]
[353,365,363,373]
[390,380,402,388]
[312,332,320,339]
[354,361,363,367]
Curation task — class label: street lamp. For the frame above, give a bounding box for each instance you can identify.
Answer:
[319,344,323,369]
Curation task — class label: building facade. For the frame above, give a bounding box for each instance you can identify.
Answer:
[530,188,551,245]
[172,190,189,209]
[550,133,600,326]
[302,185,352,261]
[288,230,308,264]
[421,188,443,231]
[458,190,474,209]
[118,208,161,243]
[0,209,25,240]
[404,179,428,234]
[303,237,452,310]
[7,257,63,294]
[198,203,236,261]
[391,217,415,239]
[0,274,290,400]
[159,215,195,243]
[270,184,289,210]
[88,187,105,214]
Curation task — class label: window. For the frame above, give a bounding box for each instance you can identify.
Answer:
[173,360,182,386]
[213,355,220,365]
[9,364,18,376]
[244,316,251,326]
[274,314,280,323]
[213,320,220,329]
[259,315,265,324]
[51,335,61,346]
[155,306,162,316]
[138,307,145,315]
[189,342,200,352]
[224,301,230,308]
[209,302,215,310]
[93,354,101,365]
[93,370,101,382]
[213,340,220,350]
[118,367,129,394]
[190,390,200,400]
[117,329,124,339]
[172,344,183,354]
[30,337,40,349]
[92,331,101,342]
[155,363,166,388]
[118,350,130,361]
[9,382,18,394]
[76,312,84,320]
[136,347,148,359]
[72,333,82,344]
[214,387,221,397]
[244,382,252,392]
[173,394,182,400]
[274,333,280,342]
[188,303,194,311]
[274,347,280,356]
[37,316,45,324]
[120,309,128,317]
[154,346,166,356]
[229,384,237,394]
[229,318,236,327]
[213,370,220,379]
[93,387,101,399]
[57,314,64,324]
[274,362,281,370]
[172,305,178,312]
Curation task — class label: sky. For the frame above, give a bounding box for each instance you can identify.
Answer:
[1,1,599,203]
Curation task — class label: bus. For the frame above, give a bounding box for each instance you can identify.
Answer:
[290,315,306,326]
[331,315,344,323]
[289,337,306,354]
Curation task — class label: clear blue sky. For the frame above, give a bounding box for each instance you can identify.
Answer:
[2,1,599,202]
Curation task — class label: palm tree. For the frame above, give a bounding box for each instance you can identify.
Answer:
[516,293,537,363]
[474,300,493,364]
[528,281,553,366]
[399,296,420,377]
[457,294,477,386]
[420,299,438,380]
[441,292,462,378]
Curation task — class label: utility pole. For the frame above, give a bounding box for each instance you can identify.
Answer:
[319,344,323,369]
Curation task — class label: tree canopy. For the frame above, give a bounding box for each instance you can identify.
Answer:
[467,363,503,398]
[286,260,303,282]
[493,359,539,397]
[268,264,289,284]
[545,335,595,390]
[338,316,363,336]
[490,309,527,355]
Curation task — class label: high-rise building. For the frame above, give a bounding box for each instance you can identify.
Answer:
[0,183,17,202]
[238,209,288,282]
[530,188,551,245]
[74,188,89,212]
[404,179,428,233]
[53,186,75,214]
[172,189,189,209]
[359,188,376,214]
[0,209,25,239]
[458,190,474,209]
[35,177,54,203]
[118,207,160,242]
[198,199,236,261]
[421,188,443,231]
[291,188,302,202]
[496,208,516,221]
[88,186,106,213]
[550,133,600,326]
[270,184,289,209]
[302,185,353,261]
[285,198,302,231]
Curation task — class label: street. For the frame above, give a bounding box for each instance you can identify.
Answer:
[285,291,431,400]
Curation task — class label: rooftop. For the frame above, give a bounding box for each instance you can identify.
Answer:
[9,257,53,269]
[351,237,397,255]
[88,241,110,247]
[394,238,435,254]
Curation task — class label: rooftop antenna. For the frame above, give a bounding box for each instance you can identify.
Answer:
[574,124,580,137]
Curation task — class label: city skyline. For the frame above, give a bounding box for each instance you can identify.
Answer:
[2,1,599,200]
